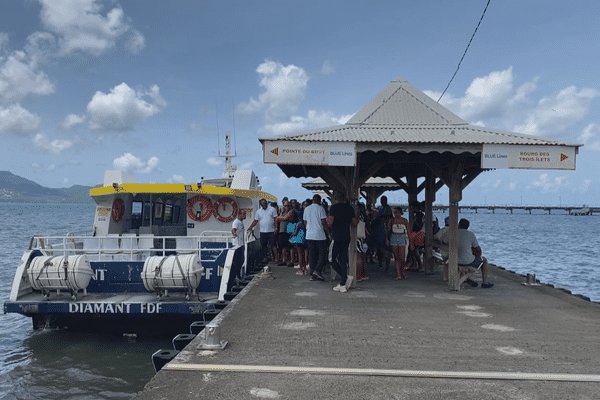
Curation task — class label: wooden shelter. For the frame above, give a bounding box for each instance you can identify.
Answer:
[260,76,580,290]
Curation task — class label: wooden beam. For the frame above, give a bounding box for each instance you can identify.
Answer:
[358,162,384,187]
[435,178,445,192]
[391,177,410,193]
[320,167,346,195]
[425,162,450,187]
[417,180,426,194]
[461,170,482,191]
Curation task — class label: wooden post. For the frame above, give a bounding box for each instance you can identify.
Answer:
[347,163,361,288]
[424,170,435,274]
[407,177,418,229]
[448,158,463,291]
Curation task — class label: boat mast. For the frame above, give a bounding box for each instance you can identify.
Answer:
[220,132,237,179]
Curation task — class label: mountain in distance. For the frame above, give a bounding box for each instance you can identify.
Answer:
[0,171,94,203]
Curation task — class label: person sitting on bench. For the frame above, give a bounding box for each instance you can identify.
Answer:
[458,218,494,289]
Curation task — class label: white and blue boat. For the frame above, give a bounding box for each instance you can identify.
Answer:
[4,134,275,336]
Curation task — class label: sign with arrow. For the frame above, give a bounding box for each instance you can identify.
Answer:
[481,144,576,170]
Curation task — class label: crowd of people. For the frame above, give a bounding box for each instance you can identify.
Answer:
[239,194,493,291]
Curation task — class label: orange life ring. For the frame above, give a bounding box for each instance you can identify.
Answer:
[213,197,238,223]
[187,196,213,222]
[111,198,125,222]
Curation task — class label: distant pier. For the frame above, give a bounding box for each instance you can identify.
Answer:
[431,205,597,215]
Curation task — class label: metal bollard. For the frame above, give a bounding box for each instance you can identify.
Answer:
[522,273,540,286]
[197,322,228,350]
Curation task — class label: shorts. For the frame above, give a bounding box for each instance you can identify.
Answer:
[277,232,291,248]
[459,256,483,269]
[260,232,275,249]
[389,233,407,247]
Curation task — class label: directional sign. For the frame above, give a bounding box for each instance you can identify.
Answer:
[481,144,576,170]
[263,141,356,166]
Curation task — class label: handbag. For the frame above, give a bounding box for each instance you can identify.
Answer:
[288,223,305,245]
[286,222,297,234]
[357,220,366,239]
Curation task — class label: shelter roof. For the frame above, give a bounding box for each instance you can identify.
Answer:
[272,76,578,148]
[259,76,581,182]
[302,177,399,190]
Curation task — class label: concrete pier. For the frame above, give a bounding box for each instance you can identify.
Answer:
[134,263,600,399]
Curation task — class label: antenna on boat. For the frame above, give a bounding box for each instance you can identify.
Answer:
[216,97,221,152]
[219,131,237,179]
[232,99,237,156]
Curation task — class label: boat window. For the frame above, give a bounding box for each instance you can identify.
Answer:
[164,204,173,223]
[154,202,164,220]
[131,201,143,229]
[132,201,143,216]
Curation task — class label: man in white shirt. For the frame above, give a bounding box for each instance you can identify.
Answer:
[231,209,246,247]
[248,199,278,263]
[303,194,329,281]
[458,218,493,288]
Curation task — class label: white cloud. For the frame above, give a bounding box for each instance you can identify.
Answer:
[530,173,567,192]
[171,174,184,183]
[240,60,353,136]
[427,67,516,122]
[0,33,8,51]
[39,0,144,56]
[321,60,335,75]
[426,67,599,139]
[24,31,57,63]
[61,113,86,129]
[238,60,309,122]
[207,157,222,166]
[87,83,166,131]
[0,104,40,134]
[263,110,351,136]
[33,133,73,154]
[113,153,159,174]
[578,124,600,151]
[514,86,600,136]
[0,49,55,105]
[125,30,145,54]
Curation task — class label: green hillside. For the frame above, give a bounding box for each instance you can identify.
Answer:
[0,171,93,203]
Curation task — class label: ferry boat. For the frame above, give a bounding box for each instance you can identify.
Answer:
[3,134,275,336]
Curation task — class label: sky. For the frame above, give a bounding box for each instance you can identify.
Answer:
[1,0,599,206]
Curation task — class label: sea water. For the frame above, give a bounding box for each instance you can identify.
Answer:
[0,204,598,399]
[0,204,164,400]
[441,211,600,301]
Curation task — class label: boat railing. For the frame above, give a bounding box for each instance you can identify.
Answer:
[27,232,246,261]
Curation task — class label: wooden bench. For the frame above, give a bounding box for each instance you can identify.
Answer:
[433,250,482,286]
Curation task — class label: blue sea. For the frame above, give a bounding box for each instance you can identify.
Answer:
[0,204,598,399]
[0,204,164,400]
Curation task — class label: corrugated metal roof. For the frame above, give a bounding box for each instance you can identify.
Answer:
[280,125,573,146]
[303,177,400,189]
[269,76,581,148]
[347,76,466,126]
